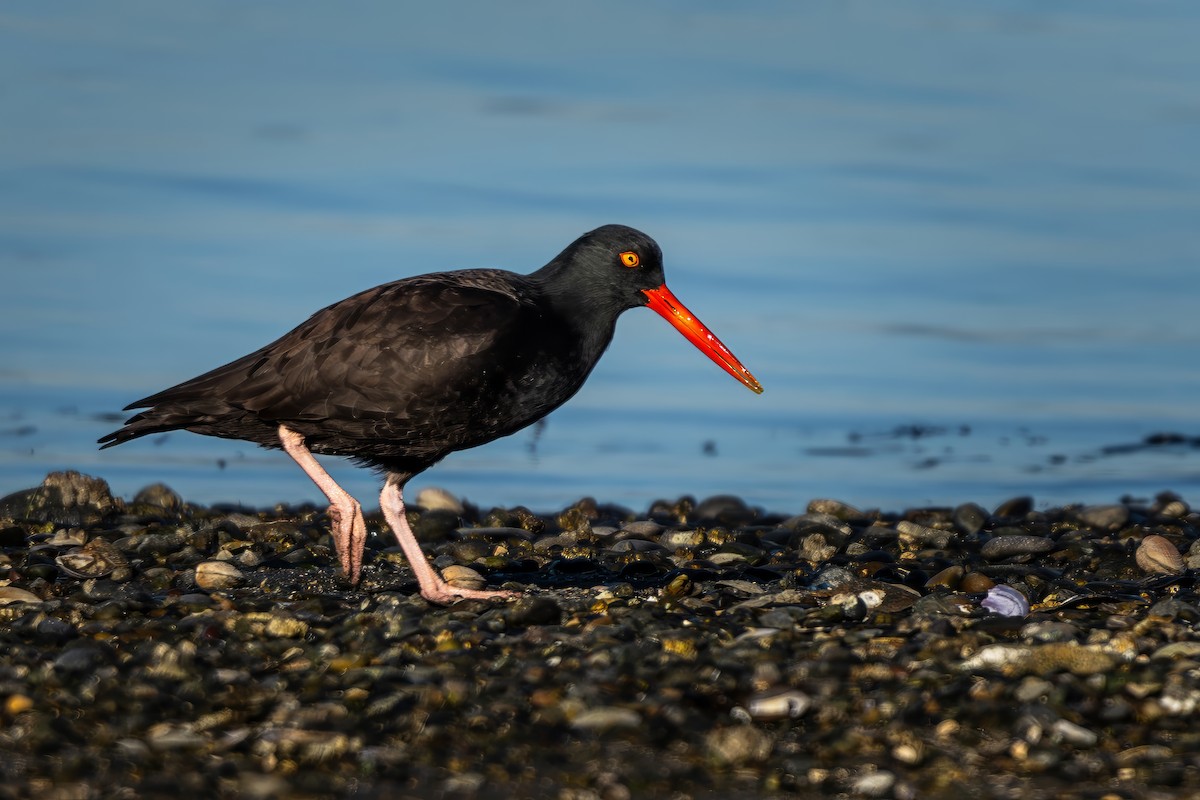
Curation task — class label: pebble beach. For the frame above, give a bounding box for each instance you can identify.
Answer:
[1,471,1198,799]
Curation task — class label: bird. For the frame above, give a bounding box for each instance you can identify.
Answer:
[99,224,763,604]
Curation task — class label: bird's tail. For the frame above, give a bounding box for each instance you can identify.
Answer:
[97,404,222,449]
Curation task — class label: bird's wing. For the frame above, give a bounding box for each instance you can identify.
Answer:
[129,271,537,438]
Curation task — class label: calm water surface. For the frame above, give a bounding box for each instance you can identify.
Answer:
[2,2,1198,513]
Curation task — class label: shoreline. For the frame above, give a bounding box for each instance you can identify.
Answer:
[1,471,1197,799]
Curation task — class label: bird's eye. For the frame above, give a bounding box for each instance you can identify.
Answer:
[619,251,640,268]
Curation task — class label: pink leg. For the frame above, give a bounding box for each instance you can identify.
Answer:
[278,425,368,584]
[380,475,516,605]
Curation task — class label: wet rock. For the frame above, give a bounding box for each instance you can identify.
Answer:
[502,595,562,627]
[850,770,896,798]
[924,565,963,590]
[742,690,811,721]
[571,706,641,733]
[896,520,951,550]
[993,496,1034,518]
[660,529,704,548]
[414,486,464,514]
[53,642,114,675]
[706,725,773,767]
[959,572,995,593]
[953,502,988,535]
[980,534,1056,560]
[694,494,754,526]
[806,497,867,521]
[133,483,184,513]
[1075,503,1130,530]
[0,471,120,526]
[620,520,664,537]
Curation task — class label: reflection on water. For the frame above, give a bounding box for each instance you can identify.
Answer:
[1,2,1198,510]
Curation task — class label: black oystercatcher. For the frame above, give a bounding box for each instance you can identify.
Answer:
[99,224,762,604]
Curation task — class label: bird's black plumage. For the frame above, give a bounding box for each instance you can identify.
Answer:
[99,224,761,602]
[100,225,665,477]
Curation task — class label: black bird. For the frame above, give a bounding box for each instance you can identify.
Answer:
[100,225,763,604]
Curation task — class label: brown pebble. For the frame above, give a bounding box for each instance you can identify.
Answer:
[924,565,964,590]
[959,572,995,593]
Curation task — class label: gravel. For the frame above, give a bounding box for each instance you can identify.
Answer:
[1,471,1198,799]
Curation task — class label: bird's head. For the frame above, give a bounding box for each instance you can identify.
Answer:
[543,224,763,395]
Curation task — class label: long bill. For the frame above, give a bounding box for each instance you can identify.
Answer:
[642,284,764,394]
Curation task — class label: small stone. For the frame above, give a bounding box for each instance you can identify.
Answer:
[806,498,865,521]
[195,560,245,590]
[620,520,664,537]
[993,496,1033,517]
[706,725,773,766]
[133,483,183,512]
[414,487,464,514]
[1014,676,1054,703]
[1051,719,1099,748]
[1027,643,1116,676]
[1136,535,1184,575]
[961,644,1034,673]
[571,706,641,732]
[263,615,309,639]
[1152,642,1200,660]
[610,539,666,554]
[850,770,896,798]
[744,690,811,721]
[502,596,562,627]
[0,471,119,526]
[896,520,951,549]
[953,502,988,534]
[454,526,534,542]
[981,535,1056,560]
[959,572,995,593]
[660,529,704,548]
[799,533,837,563]
[694,495,753,525]
[924,565,963,589]
[54,643,111,674]
[1076,504,1129,530]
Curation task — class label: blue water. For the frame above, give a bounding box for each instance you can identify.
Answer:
[2,2,1198,513]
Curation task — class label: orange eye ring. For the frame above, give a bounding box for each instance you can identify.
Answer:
[619,251,640,268]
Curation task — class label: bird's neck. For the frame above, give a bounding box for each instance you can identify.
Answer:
[528,263,626,359]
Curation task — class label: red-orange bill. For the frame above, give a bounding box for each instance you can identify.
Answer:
[642,284,764,394]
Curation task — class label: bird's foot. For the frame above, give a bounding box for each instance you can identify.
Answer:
[420,581,519,605]
[326,501,367,585]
